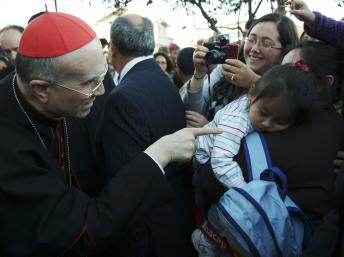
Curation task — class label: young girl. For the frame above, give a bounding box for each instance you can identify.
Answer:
[192,63,317,257]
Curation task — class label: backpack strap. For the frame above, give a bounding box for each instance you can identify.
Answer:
[242,132,272,181]
[243,132,313,247]
[243,133,290,197]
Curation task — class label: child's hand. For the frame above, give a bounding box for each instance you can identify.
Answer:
[334,151,344,173]
[284,0,316,26]
[186,111,209,128]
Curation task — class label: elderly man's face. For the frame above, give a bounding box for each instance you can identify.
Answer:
[46,38,107,119]
[0,29,22,63]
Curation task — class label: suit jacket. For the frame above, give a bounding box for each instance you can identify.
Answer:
[97,59,195,257]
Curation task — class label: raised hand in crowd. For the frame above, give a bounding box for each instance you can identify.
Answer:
[286,0,344,49]
[284,0,315,26]
[222,59,260,89]
[185,110,209,128]
[187,39,217,93]
[196,38,206,46]
[191,44,208,78]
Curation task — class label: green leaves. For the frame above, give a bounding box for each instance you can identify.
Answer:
[102,0,344,32]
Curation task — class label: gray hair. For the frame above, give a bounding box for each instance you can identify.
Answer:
[15,53,63,85]
[0,25,24,36]
[110,16,155,57]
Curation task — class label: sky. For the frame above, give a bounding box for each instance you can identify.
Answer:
[0,0,343,46]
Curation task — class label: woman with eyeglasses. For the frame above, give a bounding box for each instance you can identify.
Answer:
[181,13,299,122]
[154,52,173,76]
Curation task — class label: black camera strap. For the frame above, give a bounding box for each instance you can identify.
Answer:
[207,64,212,99]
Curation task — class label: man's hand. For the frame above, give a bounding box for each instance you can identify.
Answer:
[145,127,222,168]
[284,0,316,26]
[186,111,208,128]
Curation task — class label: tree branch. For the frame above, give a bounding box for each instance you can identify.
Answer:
[218,25,243,34]
[190,0,219,32]
[252,0,265,17]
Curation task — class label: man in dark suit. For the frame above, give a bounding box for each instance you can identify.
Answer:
[97,14,195,257]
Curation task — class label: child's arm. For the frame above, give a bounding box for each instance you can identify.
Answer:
[210,97,250,188]
[194,108,222,164]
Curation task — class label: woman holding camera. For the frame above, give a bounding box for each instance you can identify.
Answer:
[181,13,299,124]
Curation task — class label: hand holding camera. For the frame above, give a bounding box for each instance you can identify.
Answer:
[222,59,260,89]
[193,43,209,78]
[203,35,239,65]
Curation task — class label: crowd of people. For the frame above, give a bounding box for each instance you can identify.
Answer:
[0,0,344,256]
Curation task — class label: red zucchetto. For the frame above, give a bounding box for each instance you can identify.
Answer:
[18,12,96,58]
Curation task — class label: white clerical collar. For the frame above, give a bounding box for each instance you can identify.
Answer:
[117,55,153,84]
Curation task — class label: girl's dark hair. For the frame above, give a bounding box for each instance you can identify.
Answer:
[298,41,343,109]
[251,64,317,125]
[248,13,299,58]
[153,52,174,74]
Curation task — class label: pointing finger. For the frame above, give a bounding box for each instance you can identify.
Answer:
[185,110,198,115]
[188,127,222,137]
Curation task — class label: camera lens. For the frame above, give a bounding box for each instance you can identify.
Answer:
[203,42,215,50]
[204,50,226,65]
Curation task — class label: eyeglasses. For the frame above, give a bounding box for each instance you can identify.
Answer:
[244,37,283,50]
[54,67,108,98]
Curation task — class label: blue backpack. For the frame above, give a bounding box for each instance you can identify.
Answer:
[208,132,312,257]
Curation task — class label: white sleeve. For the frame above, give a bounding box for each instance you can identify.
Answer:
[194,104,224,164]
[211,97,251,188]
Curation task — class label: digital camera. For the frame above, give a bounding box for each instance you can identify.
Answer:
[203,35,239,65]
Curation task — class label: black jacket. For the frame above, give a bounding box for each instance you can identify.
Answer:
[0,73,172,257]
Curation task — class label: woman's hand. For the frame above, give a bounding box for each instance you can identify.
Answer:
[222,59,260,89]
[186,110,209,128]
[284,0,316,26]
[193,43,209,77]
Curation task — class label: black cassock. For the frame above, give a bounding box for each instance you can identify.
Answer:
[0,73,172,257]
